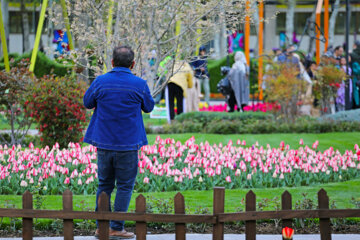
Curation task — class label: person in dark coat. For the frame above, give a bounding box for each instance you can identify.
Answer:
[190,46,210,105]
[351,41,360,108]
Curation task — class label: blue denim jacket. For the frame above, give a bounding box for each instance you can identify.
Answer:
[83,67,155,151]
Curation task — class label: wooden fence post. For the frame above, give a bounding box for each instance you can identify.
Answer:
[282,190,292,236]
[63,189,74,240]
[318,189,331,240]
[98,192,109,240]
[136,194,147,240]
[213,187,225,240]
[245,190,256,240]
[175,192,186,240]
[22,191,33,240]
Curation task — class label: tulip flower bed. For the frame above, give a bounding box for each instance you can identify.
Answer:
[1,136,360,195]
[198,103,280,112]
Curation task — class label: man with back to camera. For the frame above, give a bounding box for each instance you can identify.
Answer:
[83,46,155,239]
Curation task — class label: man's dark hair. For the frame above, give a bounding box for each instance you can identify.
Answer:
[113,46,134,68]
[334,45,342,51]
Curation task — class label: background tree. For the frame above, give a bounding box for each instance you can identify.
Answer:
[0,60,33,145]
[53,0,260,96]
[20,0,30,52]
[285,0,296,45]
[328,0,341,48]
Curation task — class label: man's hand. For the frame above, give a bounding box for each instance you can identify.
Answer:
[200,67,205,73]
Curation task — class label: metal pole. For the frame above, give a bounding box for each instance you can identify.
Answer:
[345,0,351,110]
[258,0,264,101]
[0,2,10,72]
[29,0,48,73]
[315,0,323,65]
[244,0,250,65]
[60,0,74,50]
[324,0,329,51]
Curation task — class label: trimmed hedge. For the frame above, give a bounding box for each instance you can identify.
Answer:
[0,51,72,78]
[319,109,360,122]
[157,119,360,135]
[148,112,360,134]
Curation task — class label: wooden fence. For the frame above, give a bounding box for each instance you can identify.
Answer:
[0,187,359,240]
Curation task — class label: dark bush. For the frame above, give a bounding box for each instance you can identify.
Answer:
[0,51,72,78]
[24,75,87,148]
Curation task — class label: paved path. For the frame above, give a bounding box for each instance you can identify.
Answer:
[1,234,359,240]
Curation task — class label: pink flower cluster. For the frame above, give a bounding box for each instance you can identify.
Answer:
[0,142,98,194]
[199,103,280,112]
[137,136,360,187]
[0,137,360,194]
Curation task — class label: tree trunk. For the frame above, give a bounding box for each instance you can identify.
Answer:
[21,0,30,53]
[328,0,340,48]
[219,3,227,59]
[286,0,296,46]
[307,4,318,54]
[252,1,259,56]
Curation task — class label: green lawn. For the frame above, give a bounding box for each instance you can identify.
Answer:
[1,178,359,212]
[147,132,360,153]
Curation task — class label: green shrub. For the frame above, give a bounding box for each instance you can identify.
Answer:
[154,116,360,135]
[319,109,360,122]
[0,53,19,62]
[0,51,72,78]
[0,60,33,145]
[24,75,87,147]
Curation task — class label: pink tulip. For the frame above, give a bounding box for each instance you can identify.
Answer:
[64,177,70,184]
[225,176,231,183]
[143,177,149,184]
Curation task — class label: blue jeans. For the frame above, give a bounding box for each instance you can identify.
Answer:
[198,75,210,105]
[95,149,138,231]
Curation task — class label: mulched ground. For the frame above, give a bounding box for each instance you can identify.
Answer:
[1,222,359,237]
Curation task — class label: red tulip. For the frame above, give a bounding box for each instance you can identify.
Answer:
[282,227,294,239]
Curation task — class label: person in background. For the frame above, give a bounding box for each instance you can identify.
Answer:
[307,61,319,109]
[333,45,344,61]
[190,46,210,105]
[167,61,193,120]
[336,56,352,112]
[153,55,172,104]
[351,41,360,108]
[186,73,200,113]
[272,48,282,62]
[306,61,317,80]
[227,51,249,112]
[83,46,154,239]
[277,45,300,65]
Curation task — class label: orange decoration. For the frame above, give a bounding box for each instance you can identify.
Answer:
[282,227,294,240]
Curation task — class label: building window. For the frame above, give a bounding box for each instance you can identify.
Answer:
[335,12,360,35]
[276,12,286,34]
[9,11,40,34]
[276,12,312,35]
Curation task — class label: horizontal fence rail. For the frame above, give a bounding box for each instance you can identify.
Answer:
[0,188,359,240]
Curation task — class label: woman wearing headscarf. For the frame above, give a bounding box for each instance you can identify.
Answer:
[227,51,250,112]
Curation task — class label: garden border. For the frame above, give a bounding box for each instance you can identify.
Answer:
[0,188,359,240]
